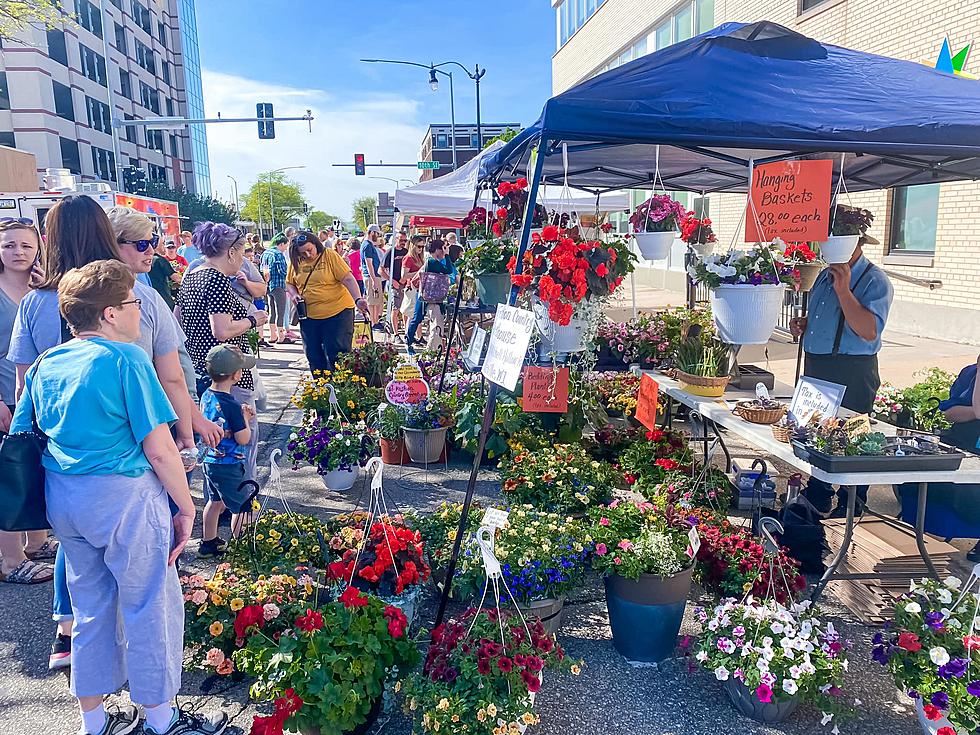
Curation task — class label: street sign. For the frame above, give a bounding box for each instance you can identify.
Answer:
[354,153,366,176]
[256,102,275,140]
[417,161,440,170]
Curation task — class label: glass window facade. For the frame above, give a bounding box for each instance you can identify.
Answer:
[53,80,74,121]
[596,1,715,75]
[91,146,116,182]
[178,0,210,195]
[890,184,940,253]
[558,0,607,47]
[60,137,81,174]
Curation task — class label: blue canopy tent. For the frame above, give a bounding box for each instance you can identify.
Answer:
[480,21,980,195]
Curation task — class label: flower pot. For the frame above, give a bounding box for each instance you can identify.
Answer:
[300,696,382,735]
[709,283,785,345]
[675,369,730,398]
[819,234,859,264]
[634,231,675,260]
[533,300,587,354]
[379,437,409,465]
[474,272,512,306]
[321,467,357,491]
[914,698,972,735]
[723,679,800,724]
[603,565,693,663]
[690,241,714,257]
[380,586,422,628]
[507,597,565,637]
[796,262,824,292]
[402,426,449,464]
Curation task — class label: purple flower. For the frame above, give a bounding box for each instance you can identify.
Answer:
[908,689,920,700]
[968,681,980,698]
[872,632,884,646]
[925,611,946,632]
[871,645,891,665]
[931,692,949,709]
[939,658,969,680]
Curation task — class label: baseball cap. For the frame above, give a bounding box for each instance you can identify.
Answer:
[205,344,257,376]
[367,224,381,233]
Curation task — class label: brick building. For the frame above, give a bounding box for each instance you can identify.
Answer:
[0,0,211,195]
[418,123,522,182]
[551,0,980,343]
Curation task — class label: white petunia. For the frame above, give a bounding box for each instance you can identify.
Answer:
[696,651,709,663]
[904,602,921,614]
[820,712,834,726]
[930,646,950,666]
[937,588,953,605]
[714,666,730,681]
[782,679,798,695]
[945,576,963,590]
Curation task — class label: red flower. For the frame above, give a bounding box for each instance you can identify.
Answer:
[655,458,679,471]
[294,608,323,633]
[384,605,408,638]
[497,181,514,196]
[521,669,542,693]
[541,225,560,241]
[339,585,369,609]
[234,604,265,639]
[496,207,507,219]
[516,177,528,188]
[964,635,980,651]
[646,429,664,441]
[497,656,514,672]
[595,263,609,277]
[249,688,304,735]
[491,221,503,236]
[897,632,922,652]
[923,704,943,722]
[938,728,956,735]
[600,222,613,233]
[511,273,533,289]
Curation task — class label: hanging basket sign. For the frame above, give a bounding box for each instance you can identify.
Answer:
[745,160,833,242]
[385,365,430,406]
[481,305,535,392]
[521,366,569,413]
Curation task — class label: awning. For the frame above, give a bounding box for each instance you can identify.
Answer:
[409,215,464,229]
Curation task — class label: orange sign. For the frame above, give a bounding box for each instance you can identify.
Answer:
[745,159,832,242]
[115,193,181,237]
[635,373,660,430]
[521,367,569,413]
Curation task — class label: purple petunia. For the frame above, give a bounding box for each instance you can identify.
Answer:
[908,689,920,700]
[931,692,950,709]
[939,658,969,680]
[968,681,980,698]
[924,611,946,632]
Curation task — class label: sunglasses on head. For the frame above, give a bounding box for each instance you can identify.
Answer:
[118,234,159,252]
[0,217,34,226]
[293,233,315,245]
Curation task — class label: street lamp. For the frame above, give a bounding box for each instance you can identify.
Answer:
[266,165,305,235]
[226,174,239,218]
[428,68,439,92]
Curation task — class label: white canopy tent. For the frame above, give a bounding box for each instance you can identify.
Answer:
[394,140,630,219]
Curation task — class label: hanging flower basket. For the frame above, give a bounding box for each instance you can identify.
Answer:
[723,679,800,724]
[796,262,824,292]
[819,234,859,264]
[634,231,675,260]
[402,426,449,464]
[474,272,512,306]
[321,466,358,491]
[690,241,714,257]
[533,300,588,354]
[709,283,785,345]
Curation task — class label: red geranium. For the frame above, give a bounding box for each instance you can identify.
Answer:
[294,608,324,633]
[326,519,429,597]
[496,207,507,219]
[923,704,943,721]
[383,604,408,638]
[655,458,679,471]
[234,604,265,639]
[339,585,369,609]
[249,688,304,735]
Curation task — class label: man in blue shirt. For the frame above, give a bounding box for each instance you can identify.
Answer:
[175,230,201,263]
[261,235,291,344]
[790,231,893,514]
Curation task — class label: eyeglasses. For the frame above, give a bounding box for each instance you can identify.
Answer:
[0,217,33,226]
[118,298,142,310]
[118,234,159,252]
[293,232,316,246]
[165,244,176,249]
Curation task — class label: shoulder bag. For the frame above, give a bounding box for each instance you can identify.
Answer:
[0,355,50,531]
[420,270,451,304]
[291,252,324,325]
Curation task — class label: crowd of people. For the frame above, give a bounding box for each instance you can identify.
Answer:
[0,201,466,735]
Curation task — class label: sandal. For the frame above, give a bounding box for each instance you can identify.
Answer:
[26,538,59,561]
[1,558,54,584]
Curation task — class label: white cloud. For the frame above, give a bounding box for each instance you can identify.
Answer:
[201,69,427,221]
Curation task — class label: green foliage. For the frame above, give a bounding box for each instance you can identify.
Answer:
[453,386,535,461]
[144,182,236,228]
[0,1,65,40]
[459,238,514,276]
[903,368,955,432]
[675,336,730,377]
[619,428,692,484]
[351,196,378,231]
[240,172,305,228]
[225,511,326,572]
[305,209,339,232]
[498,442,617,513]
[482,127,521,150]
[588,500,694,580]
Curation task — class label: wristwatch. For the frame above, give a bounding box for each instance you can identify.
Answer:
[246,314,257,329]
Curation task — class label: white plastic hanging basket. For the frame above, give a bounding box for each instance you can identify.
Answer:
[690,241,714,258]
[709,283,785,345]
[818,234,859,264]
[321,466,357,491]
[634,231,675,260]
[533,300,587,354]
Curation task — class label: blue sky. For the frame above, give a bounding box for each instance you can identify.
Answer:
[195,0,555,219]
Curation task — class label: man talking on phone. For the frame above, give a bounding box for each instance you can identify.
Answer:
[790,215,893,516]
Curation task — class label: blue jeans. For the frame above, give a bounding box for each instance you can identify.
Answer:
[405,296,426,345]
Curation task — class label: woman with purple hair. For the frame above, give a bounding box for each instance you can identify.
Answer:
[176,223,268,481]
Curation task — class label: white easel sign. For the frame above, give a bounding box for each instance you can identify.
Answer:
[789,377,847,425]
[481,305,535,392]
[466,326,488,363]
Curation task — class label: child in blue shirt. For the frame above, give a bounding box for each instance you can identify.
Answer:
[198,344,255,557]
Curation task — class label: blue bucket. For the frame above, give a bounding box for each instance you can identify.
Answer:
[603,566,693,663]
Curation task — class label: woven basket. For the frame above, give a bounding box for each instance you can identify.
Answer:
[734,401,787,425]
[772,424,794,443]
[675,369,730,397]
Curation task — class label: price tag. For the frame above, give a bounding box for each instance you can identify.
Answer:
[522,366,569,413]
[384,377,430,406]
[393,364,423,382]
[635,373,660,430]
[686,527,701,558]
[481,508,510,530]
[789,376,846,425]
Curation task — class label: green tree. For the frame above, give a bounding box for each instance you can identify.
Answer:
[0,1,66,40]
[351,196,377,231]
[305,209,339,232]
[241,172,305,231]
[483,127,520,149]
[144,182,236,228]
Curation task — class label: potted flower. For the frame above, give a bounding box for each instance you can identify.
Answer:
[585,370,641,420]
[508,225,635,353]
[325,516,430,625]
[820,204,874,264]
[335,343,400,388]
[402,607,582,735]
[293,368,381,423]
[402,395,454,464]
[673,336,732,397]
[694,597,850,725]
[377,403,409,465]
[872,575,980,735]
[589,500,696,663]
[236,586,420,735]
[680,212,717,257]
[688,245,797,345]
[225,511,327,572]
[619,427,692,485]
[781,240,823,291]
[288,417,377,491]
[498,441,616,513]
[405,501,485,595]
[629,194,687,260]
[460,237,516,307]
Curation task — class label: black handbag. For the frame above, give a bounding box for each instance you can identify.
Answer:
[0,358,50,532]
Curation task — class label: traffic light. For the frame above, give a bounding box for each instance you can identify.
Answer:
[257,102,275,140]
[122,165,146,195]
[354,153,365,176]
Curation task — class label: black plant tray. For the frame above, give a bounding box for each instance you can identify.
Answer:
[792,440,966,473]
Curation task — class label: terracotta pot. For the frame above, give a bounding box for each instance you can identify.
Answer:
[379,437,409,465]
[796,262,824,291]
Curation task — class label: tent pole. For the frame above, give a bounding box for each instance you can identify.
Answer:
[433,140,548,629]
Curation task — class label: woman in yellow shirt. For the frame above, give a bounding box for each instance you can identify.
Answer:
[285,231,367,372]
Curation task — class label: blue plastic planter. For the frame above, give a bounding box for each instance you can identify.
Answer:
[603,566,693,663]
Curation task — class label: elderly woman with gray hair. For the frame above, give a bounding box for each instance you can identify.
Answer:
[176,222,268,480]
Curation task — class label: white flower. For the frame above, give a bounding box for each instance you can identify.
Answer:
[707,619,719,631]
[714,666,730,681]
[782,679,798,695]
[945,576,963,590]
[831,726,840,735]
[696,651,709,663]
[756,658,769,673]
[930,646,950,666]
[937,588,953,605]
[820,712,834,726]
[904,602,921,614]
[789,665,802,680]
[262,603,280,621]
[770,622,785,635]
[289,432,298,440]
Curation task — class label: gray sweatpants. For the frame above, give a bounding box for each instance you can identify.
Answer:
[46,469,183,704]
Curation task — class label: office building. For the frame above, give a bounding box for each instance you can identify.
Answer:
[0,0,211,195]
[418,122,523,182]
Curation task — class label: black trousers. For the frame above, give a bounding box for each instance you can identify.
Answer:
[803,352,881,507]
[299,308,354,373]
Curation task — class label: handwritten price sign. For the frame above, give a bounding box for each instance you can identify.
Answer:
[384,377,430,406]
[635,373,660,430]
[745,159,832,242]
[522,366,569,413]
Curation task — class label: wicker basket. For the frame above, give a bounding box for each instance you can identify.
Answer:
[771,424,794,443]
[675,369,730,398]
[734,401,787,425]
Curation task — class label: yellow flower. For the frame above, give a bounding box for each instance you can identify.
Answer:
[433,722,440,732]
[451,715,460,723]
[197,603,208,615]
[487,703,497,717]
[209,621,224,636]
[437,698,449,711]
[409,698,417,711]
[347,400,356,409]
[210,593,224,606]
[229,598,244,611]
[521,712,536,725]
[291,538,299,547]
